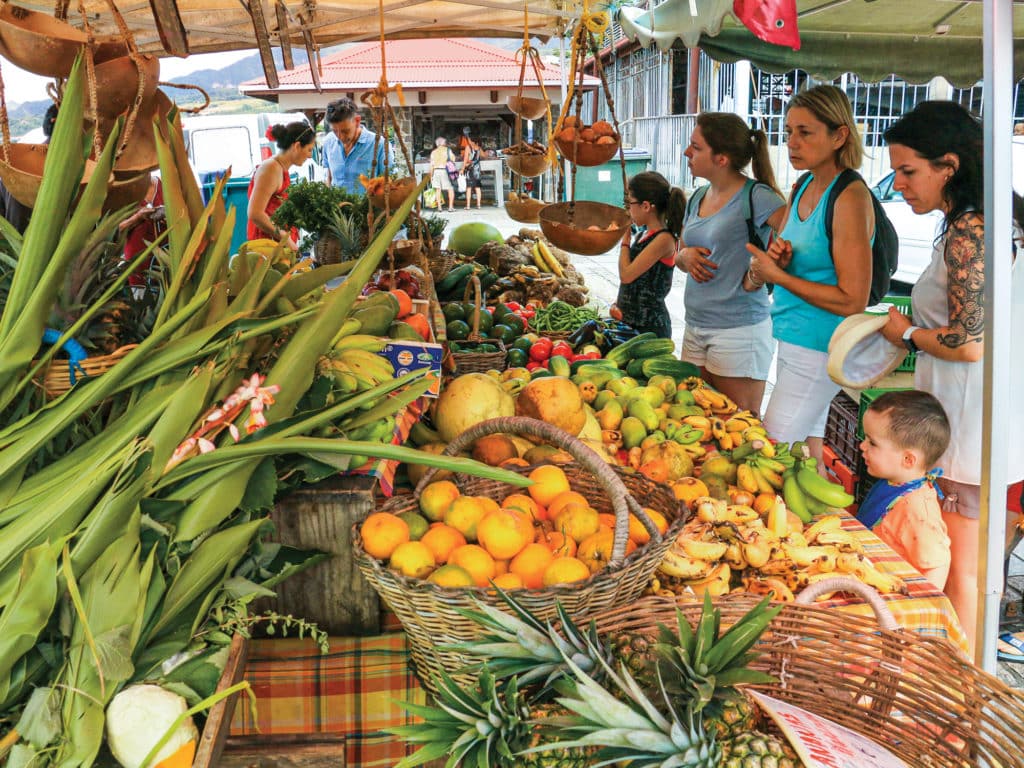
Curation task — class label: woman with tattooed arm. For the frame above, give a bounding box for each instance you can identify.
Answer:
[881,101,1024,653]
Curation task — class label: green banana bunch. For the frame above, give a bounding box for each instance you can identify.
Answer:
[795,461,855,509]
[782,467,812,524]
[334,348,396,389]
[334,332,388,353]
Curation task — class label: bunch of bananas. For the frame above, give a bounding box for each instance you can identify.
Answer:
[780,442,857,523]
[732,438,797,500]
[649,500,907,601]
[680,376,738,416]
[318,334,395,395]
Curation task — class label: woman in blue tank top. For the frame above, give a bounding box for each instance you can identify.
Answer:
[745,85,875,463]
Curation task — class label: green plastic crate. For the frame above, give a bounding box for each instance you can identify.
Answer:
[867,294,915,372]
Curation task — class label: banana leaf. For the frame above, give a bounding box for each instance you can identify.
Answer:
[0,543,59,705]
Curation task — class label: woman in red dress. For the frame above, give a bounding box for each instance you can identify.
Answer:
[246,121,315,251]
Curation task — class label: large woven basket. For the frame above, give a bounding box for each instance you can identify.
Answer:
[449,275,506,375]
[593,578,1024,768]
[352,416,688,694]
[37,344,138,399]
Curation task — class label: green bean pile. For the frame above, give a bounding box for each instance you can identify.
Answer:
[530,301,601,333]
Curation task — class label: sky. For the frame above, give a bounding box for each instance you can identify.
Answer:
[1,49,255,106]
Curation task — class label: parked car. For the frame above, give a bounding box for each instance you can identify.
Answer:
[874,136,1024,293]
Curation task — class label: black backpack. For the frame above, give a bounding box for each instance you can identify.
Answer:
[686,178,769,250]
[793,169,899,305]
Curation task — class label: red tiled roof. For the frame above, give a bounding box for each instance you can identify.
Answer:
[240,38,597,91]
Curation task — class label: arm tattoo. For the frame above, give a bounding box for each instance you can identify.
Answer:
[938,215,985,349]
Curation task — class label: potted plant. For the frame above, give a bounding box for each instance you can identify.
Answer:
[271,180,368,258]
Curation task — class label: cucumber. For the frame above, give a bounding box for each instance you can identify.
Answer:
[603,332,658,367]
[630,338,677,359]
[640,357,701,381]
[570,358,619,375]
[436,264,474,296]
[626,357,647,378]
[548,355,572,378]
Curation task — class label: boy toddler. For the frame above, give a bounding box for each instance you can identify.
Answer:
[856,390,952,589]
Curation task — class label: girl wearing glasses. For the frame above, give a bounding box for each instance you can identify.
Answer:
[247,121,316,251]
[613,171,686,339]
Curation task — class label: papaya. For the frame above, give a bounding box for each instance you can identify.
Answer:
[388,321,425,341]
[353,305,399,336]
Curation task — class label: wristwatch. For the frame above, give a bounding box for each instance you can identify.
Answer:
[902,325,921,353]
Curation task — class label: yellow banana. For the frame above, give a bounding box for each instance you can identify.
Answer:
[736,464,759,494]
[783,530,808,547]
[836,552,871,575]
[334,333,387,352]
[742,576,795,602]
[685,563,732,598]
[701,388,727,409]
[537,240,565,277]
[330,317,364,348]
[694,497,727,523]
[813,529,864,553]
[742,425,769,442]
[339,348,396,375]
[727,431,745,449]
[758,440,777,458]
[766,497,789,537]
[723,541,747,570]
[804,514,843,542]
[749,464,775,495]
[725,417,755,433]
[724,505,760,524]
[783,544,838,568]
[741,539,772,569]
[658,550,712,580]
[717,432,734,451]
[530,243,551,273]
[678,538,729,562]
[793,570,843,598]
[755,464,785,490]
[857,565,909,595]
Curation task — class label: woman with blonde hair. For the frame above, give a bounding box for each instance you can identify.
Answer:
[677,112,787,413]
[429,136,455,212]
[746,84,875,460]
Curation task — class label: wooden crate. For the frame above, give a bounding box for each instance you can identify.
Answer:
[194,634,250,768]
[258,475,381,635]
[218,735,347,767]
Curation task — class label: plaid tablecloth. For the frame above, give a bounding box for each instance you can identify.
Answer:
[819,514,970,655]
[229,634,427,767]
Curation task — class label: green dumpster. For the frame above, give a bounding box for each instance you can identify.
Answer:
[202,175,251,255]
[570,148,651,205]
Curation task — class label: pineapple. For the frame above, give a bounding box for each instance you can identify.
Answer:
[387,666,594,768]
[654,593,782,743]
[322,205,364,261]
[722,731,802,768]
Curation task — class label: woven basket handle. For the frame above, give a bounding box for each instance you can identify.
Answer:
[416,415,652,566]
[795,576,900,632]
[463,273,484,342]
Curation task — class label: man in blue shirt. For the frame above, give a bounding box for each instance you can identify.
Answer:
[321,97,387,193]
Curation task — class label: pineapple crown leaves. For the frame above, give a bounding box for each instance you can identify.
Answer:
[447,588,608,688]
[388,667,531,768]
[522,647,720,768]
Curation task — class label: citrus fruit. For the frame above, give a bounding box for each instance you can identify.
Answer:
[477,496,501,514]
[597,512,617,531]
[541,556,591,586]
[642,507,669,535]
[576,529,637,574]
[477,509,534,560]
[628,513,653,545]
[420,524,467,564]
[527,465,571,507]
[419,480,460,522]
[389,541,436,579]
[448,544,496,587]
[492,573,525,590]
[492,558,510,576]
[427,564,476,588]
[398,511,430,541]
[509,543,555,589]
[537,529,577,557]
[360,512,410,560]
[472,435,519,467]
[443,496,488,541]
[753,491,777,516]
[551,502,601,544]
[546,490,589,519]
[502,493,546,522]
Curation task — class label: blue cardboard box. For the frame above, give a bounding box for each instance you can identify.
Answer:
[378,340,444,397]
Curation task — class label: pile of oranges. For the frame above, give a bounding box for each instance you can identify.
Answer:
[359,465,669,591]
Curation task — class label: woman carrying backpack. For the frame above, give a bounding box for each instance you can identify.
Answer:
[746,85,875,462]
[461,132,484,210]
[676,113,787,414]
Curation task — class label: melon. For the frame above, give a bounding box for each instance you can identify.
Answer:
[433,372,515,443]
[515,376,587,442]
[448,222,504,257]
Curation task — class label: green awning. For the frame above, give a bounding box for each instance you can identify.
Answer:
[619,0,1024,86]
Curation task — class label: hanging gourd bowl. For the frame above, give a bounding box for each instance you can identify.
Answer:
[538,201,631,256]
[103,171,152,214]
[506,95,547,121]
[368,176,417,210]
[101,89,172,179]
[0,144,98,207]
[554,135,621,167]
[502,147,551,178]
[91,54,161,121]
[505,194,547,224]
[0,4,86,78]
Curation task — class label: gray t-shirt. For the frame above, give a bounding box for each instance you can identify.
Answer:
[681,182,784,329]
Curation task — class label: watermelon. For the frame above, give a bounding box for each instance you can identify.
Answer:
[447,222,503,257]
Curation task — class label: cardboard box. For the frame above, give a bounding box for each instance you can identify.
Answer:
[377,340,443,397]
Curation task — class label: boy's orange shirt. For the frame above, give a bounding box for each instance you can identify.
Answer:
[873,483,951,583]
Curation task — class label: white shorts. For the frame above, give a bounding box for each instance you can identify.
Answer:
[681,318,775,380]
[763,340,839,442]
[431,168,453,191]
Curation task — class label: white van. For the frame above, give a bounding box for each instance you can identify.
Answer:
[181,112,324,182]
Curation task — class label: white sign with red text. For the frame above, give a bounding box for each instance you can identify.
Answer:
[749,692,910,768]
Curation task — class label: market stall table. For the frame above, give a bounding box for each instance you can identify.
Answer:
[225,509,970,767]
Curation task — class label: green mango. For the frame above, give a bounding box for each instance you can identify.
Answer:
[388,321,424,341]
[668,403,705,420]
[605,379,633,397]
[620,416,648,450]
[634,385,666,408]
[674,388,697,406]
[626,399,660,432]
[353,305,398,336]
[593,390,617,411]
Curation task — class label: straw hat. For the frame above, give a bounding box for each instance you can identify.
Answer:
[827,313,907,389]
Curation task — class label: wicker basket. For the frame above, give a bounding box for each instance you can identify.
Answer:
[37,344,138,398]
[593,577,1024,768]
[314,235,344,265]
[539,201,632,256]
[427,249,460,285]
[352,416,688,693]
[448,275,506,375]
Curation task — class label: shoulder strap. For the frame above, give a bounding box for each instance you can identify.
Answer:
[742,178,768,250]
[790,172,813,205]
[822,168,861,246]
[685,184,709,220]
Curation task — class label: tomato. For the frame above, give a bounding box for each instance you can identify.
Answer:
[526,361,544,371]
[529,339,553,362]
[550,341,573,359]
[575,351,601,360]
[505,301,521,311]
